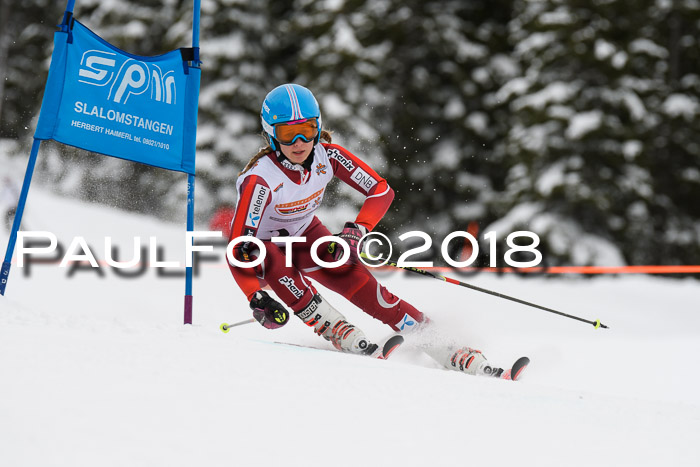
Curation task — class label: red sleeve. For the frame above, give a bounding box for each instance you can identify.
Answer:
[324,143,395,231]
[228,175,272,301]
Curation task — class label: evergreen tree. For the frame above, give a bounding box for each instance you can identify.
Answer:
[291,0,515,246]
[194,0,296,220]
[642,0,700,266]
[495,0,700,266]
[6,0,698,269]
[0,0,62,138]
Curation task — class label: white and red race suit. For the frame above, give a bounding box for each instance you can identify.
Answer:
[228,143,424,331]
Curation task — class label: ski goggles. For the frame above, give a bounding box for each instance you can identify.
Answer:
[274,118,319,145]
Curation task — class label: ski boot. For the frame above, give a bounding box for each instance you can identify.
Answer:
[295,294,377,355]
[448,347,503,377]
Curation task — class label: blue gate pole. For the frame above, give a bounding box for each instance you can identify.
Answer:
[184,0,201,324]
[1,138,42,296]
[184,174,195,324]
[192,0,200,52]
[62,0,76,20]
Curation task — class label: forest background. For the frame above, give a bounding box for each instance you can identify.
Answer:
[1,0,698,268]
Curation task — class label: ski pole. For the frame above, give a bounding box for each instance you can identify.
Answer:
[362,253,609,329]
[220,318,256,333]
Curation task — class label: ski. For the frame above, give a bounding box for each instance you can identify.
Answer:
[273,334,404,360]
[375,334,404,360]
[500,356,530,381]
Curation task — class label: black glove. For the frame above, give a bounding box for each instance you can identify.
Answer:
[328,222,367,263]
[233,239,256,262]
[250,290,289,329]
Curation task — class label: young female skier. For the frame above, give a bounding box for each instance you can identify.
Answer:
[227,83,500,376]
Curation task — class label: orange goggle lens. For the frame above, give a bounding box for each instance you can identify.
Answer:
[274,118,319,145]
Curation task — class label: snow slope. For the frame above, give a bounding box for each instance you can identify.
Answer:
[1,188,699,467]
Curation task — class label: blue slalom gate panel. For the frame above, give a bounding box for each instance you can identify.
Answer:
[35,19,200,175]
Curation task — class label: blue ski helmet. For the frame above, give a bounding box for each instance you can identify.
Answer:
[261,84,322,151]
